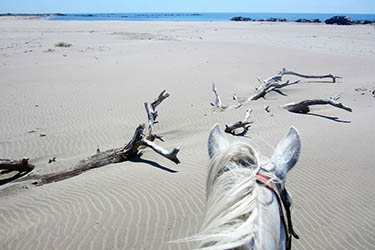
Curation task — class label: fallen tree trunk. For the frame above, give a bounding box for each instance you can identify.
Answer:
[0,158,35,173]
[39,124,180,184]
[225,109,253,135]
[283,95,352,113]
[13,90,180,185]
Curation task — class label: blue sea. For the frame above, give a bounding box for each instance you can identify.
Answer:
[47,12,375,22]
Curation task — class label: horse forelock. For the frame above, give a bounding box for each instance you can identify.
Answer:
[207,142,259,196]
[194,142,261,250]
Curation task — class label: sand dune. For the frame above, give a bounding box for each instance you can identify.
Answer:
[1,17,375,249]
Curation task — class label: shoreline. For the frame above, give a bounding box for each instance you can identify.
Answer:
[1,12,375,24]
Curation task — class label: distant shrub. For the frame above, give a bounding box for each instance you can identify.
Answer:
[55,42,72,47]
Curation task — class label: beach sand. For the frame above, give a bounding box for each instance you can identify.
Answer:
[0,17,375,250]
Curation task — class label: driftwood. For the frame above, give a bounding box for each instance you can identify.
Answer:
[210,81,222,108]
[210,82,242,111]
[249,68,341,101]
[0,158,35,173]
[38,123,180,184]
[275,68,341,83]
[250,79,301,100]
[225,109,253,135]
[16,90,180,185]
[144,90,170,141]
[283,95,352,113]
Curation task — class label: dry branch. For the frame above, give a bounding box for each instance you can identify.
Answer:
[225,109,253,135]
[250,80,300,101]
[210,81,223,108]
[151,90,170,110]
[145,102,157,139]
[210,82,242,111]
[0,158,35,173]
[283,95,352,113]
[145,90,170,141]
[137,138,180,164]
[150,90,169,121]
[279,68,341,83]
[249,68,341,101]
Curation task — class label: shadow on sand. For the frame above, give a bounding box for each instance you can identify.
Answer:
[299,112,351,123]
[0,171,31,186]
[129,153,178,173]
[227,126,252,138]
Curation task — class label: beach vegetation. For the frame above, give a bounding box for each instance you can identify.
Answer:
[55,42,72,47]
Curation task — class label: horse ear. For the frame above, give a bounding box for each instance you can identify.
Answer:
[270,127,301,180]
[208,123,230,159]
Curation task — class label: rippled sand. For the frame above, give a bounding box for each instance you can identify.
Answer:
[1,17,375,250]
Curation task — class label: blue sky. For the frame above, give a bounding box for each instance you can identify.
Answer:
[1,0,375,14]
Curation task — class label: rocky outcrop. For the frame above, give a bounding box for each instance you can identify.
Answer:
[325,16,352,25]
[295,18,321,23]
[231,16,253,22]
[266,17,287,22]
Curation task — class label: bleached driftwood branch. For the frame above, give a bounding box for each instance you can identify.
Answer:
[210,82,242,111]
[225,109,253,135]
[283,95,352,113]
[145,102,155,135]
[278,68,341,83]
[30,90,179,185]
[137,137,180,164]
[0,158,35,173]
[249,68,341,101]
[250,79,301,100]
[210,81,223,108]
[150,90,170,120]
[144,90,170,141]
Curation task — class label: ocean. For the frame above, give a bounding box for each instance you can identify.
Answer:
[46,12,375,22]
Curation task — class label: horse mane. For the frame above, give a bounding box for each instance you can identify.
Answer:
[194,142,263,250]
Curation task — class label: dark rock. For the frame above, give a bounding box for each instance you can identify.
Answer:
[231,16,253,22]
[265,17,287,22]
[48,13,65,16]
[363,20,375,24]
[325,16,352,25]
[296,18,321,23]
[267,17,277,22]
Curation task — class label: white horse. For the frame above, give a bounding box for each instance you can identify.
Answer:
[193,124,301,250]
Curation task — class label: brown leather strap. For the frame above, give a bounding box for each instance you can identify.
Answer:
[256,173,298,250]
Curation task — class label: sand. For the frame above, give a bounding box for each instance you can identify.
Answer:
[0,16,375,250]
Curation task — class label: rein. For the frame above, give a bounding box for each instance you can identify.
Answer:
[256,173,299,250]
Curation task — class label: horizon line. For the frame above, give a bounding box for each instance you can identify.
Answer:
[1,11,375,15]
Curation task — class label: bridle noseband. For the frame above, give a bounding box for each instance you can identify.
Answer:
[256,172,299,250]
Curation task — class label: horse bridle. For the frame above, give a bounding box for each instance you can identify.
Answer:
[256,172,299,250]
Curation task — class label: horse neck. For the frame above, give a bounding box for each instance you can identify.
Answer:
[256,183,286,250]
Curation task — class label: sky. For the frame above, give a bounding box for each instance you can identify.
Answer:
[1,0,375,14]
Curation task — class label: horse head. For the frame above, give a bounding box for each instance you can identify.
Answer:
[197,124,301,250]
